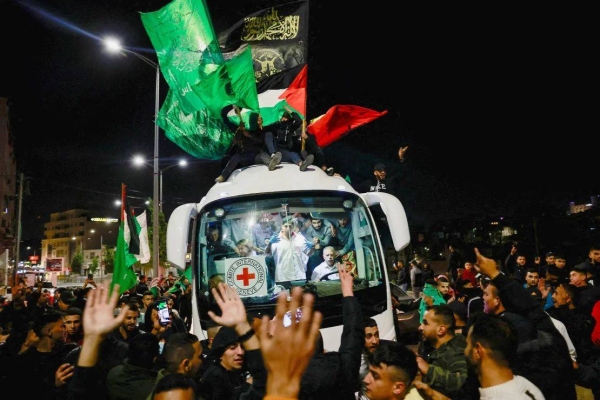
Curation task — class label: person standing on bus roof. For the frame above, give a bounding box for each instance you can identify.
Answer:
[344,146,409,195]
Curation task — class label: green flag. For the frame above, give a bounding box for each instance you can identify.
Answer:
[157,90,235,160]
[111,184,141,296]
[183,265,193,282]
[141,0,258,117]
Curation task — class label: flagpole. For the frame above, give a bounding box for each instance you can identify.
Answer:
[103,38,160,280]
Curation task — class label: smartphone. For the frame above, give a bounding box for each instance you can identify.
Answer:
[157,300,171,326]
[87,274,94,280]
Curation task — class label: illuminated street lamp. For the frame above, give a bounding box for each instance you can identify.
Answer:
[104,37,161,278]
[133,155,188,213]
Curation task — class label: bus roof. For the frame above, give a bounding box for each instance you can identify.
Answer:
[200,163,359,206]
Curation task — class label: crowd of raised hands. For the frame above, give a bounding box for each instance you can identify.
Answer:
[76,264,352,399]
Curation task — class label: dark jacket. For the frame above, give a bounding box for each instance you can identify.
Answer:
[264,112,302,150]
[67,336,129,400]
[238,296,364,400]
[106,359,158,400]
[108,326,146,345]
[492,273,577,400]
[299,295,364,399]
[446,250,463,276]
[199,362,249,400]
[547,304,599,365]
[11,342,78,400]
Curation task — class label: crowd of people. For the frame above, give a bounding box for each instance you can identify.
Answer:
[7,238,600,399]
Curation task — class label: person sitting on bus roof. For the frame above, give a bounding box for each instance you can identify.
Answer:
[215,109,281,183]
[263,108,314,172]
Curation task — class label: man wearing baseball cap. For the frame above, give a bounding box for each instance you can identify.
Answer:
[352,146,409,195]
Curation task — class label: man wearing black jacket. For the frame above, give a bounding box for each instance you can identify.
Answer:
[351,146,408,195]
[208,262,363,400]
[264,110,314,171]
[474,247,577,400]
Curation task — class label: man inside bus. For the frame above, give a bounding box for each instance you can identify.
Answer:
[304,217,334,281]
[333,215,355,260]
[311,246,338,281]
[266,217,314,282]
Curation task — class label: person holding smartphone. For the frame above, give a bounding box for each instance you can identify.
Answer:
[83,274,97,290]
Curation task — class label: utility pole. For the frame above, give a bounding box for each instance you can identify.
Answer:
[13,173,24,287]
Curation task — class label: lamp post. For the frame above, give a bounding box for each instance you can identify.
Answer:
[133,156,188,214]
[104,37,161,279]
[158,160,188,213]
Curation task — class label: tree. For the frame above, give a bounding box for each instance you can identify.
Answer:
[89,256,99,275]
[104,247,115,274]
[71,252,84,275]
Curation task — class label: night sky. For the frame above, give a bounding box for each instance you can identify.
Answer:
[0,0,596,243]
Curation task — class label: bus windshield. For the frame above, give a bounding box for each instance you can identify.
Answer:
[195,193,389,328]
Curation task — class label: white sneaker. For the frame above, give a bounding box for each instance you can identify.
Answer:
[268,152,282,171]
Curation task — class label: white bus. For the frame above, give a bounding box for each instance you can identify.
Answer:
[166,163,410,351]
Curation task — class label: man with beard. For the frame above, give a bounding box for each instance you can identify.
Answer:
[414,313,545,399]
[108,302,145,344]
[416,305,468,398]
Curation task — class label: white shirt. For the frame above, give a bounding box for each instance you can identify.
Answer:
[548,314,578,362]
[311,261,338,281]
[270,231,312,282]
[479,375,545,399]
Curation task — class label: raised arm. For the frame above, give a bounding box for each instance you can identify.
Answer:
[258,287,322,400]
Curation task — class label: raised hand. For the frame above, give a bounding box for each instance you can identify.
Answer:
[83,285,128,337]
[474,248,501,280]
[398,146,409,160]
[208,283,248,328]
[338,262,354,297]
[258,287,322,398]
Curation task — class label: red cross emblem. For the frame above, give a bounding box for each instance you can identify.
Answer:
[236,267,256,286]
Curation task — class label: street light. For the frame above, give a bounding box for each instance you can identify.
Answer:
[133,155,188,213]
[104,37,161,278]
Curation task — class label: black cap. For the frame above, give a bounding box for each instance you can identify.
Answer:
[374,163,386,172]
[545,252,555,258]
[573,262,593,273]
[60,290,76,304]
[446,301,468,322]
[210,326,239,358]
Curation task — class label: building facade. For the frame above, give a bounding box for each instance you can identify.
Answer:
[0,97,17,292]
[41,209,118,280]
